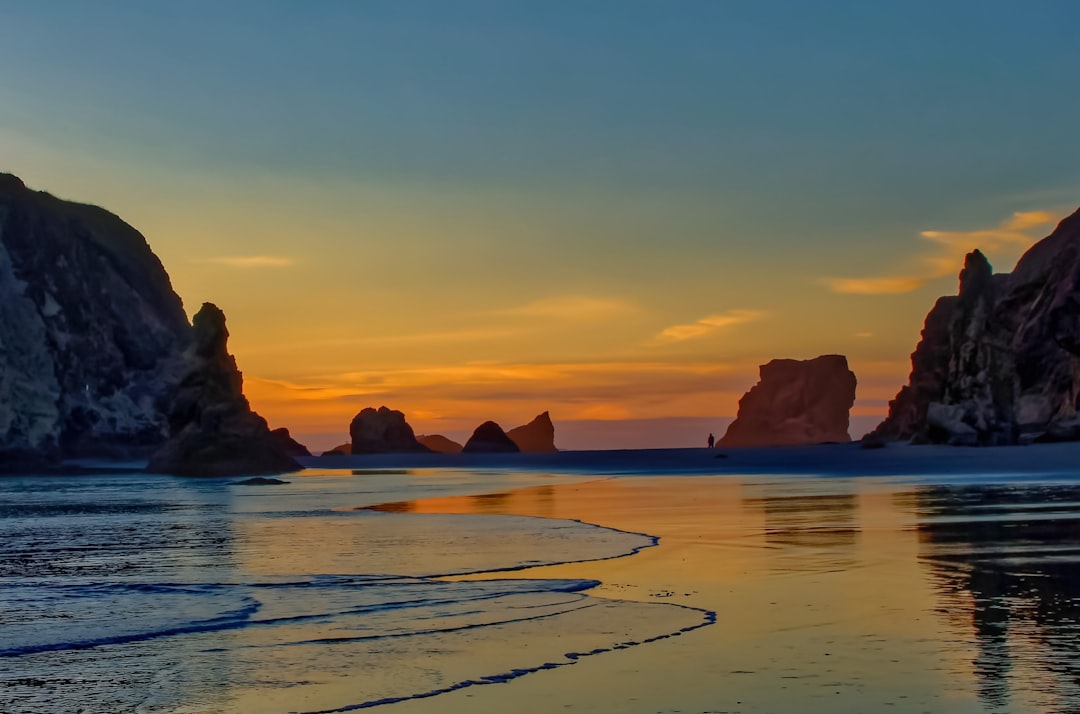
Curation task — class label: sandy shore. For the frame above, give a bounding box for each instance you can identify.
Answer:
[365,461,1074,713]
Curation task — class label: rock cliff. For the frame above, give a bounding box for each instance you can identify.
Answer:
[870,208,1080,445]
[720,355,857,447]
[146,303,301,476]
[0,173,190,469]
[506,411,558,452]
[349,407,431,454]
[462,421,520,453]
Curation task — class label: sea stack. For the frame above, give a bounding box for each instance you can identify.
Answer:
[349,407,431,454]
[270,428,312,457]
[720,355,857,447]
[146,303,301,476]
[869,208,1080,445]
[462,421,521,453]
[0,173,190,470]
[507,411,558,452]
[417,434,464,454]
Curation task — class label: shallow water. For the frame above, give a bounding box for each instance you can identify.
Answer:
[0,469,707,712]
[3,463,1080,712]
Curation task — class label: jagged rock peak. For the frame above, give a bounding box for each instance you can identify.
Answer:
[507,411,558,452]
[463,421,521,453]
[349,407,431,454]
[192,302,230,361]
[959,249,993,301]
[869,206,1080,445]
[146,303,300,476]
[720,355,857,447]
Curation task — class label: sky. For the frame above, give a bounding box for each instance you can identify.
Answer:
[2,1,1079,450]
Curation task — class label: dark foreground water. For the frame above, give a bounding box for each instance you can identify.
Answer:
[2,456,1080,712]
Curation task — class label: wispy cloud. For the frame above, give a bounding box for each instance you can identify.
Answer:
[824,276,927,295]
[205,255,296,268]
[823,210,1058,295]
[497,295,639,321]
[651,309,766,344]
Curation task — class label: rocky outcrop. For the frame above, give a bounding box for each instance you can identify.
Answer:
[349,407,431,454]
[462,421,521,453]
[417,434,464,454]
[870,209,1080,445]
[0,173,190,468]
[506,411,558,452]
[322,442,350,456]
[146,303,301,476]
[270,428,311,457]
[720,355,857,447]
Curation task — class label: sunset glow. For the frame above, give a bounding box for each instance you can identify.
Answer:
[3,2,1077,450]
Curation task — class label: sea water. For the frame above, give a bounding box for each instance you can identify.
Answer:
[5,456,1080,713]
[0,468,710,712]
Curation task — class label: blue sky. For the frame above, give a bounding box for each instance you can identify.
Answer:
[3,1,1078,448]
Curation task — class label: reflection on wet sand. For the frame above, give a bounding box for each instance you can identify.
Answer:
[916,484,1080,712]
[389,475,1080,714]
[742,485,860,570]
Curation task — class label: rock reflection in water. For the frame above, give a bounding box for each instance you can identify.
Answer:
[742,483,860,571]
[916,484,1080,712]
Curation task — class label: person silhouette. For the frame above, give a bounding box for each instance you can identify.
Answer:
[707,433,715,449]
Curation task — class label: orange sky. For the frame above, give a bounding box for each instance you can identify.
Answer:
[3,4,1077,451]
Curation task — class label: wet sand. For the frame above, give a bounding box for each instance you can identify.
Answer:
[379,471,1080,713]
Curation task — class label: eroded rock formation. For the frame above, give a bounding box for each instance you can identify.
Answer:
[349,407,431,454]
[270,427,312,457]
[870,209,1080,445]
[720,355,857,447]
[417,434,464,454]
[462,421,520,453]
[146,303,301,476]
[0,173,190,469]
[507,411,558,452]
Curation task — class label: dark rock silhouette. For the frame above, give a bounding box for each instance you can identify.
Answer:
[417,434,464,454]
[270,427,311,457]
[720,355,857,447]
[462,421,521,453]
[0,173,190,469]
[869,209,1080,445]
[234,476,290,485]
[507,411,558,452]
[146,303,301,476]
[349,407,431,454]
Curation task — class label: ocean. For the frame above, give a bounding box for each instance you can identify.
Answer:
[3,448,1080,712]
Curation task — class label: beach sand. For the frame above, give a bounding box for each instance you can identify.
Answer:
[11,444,1079,712]
[374,468,1075,714]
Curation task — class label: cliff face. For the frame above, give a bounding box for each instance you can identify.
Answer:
[720,355,857,447]
[871,209,1080,445]
[146,303,301,476]
[506,411,558,452]
[0,174,190,467]
[349,407,431,454]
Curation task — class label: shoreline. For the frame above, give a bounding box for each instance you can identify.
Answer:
[300,439,1080,479]
[373,467,1076,713]
[8,439,1080,480]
